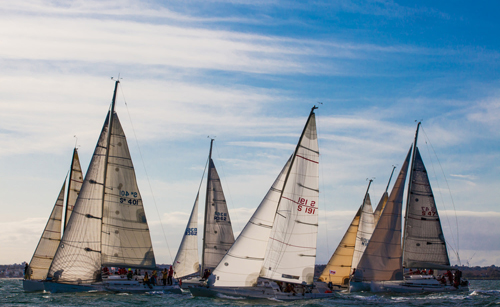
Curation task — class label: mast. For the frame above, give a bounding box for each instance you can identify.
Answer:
[363,179,373,206]
[402,122,420,267]
[385,165,397,193]
[100,80,119,267]
[63,148,77,233]
[201,138,214,276]
[273,106,318,222]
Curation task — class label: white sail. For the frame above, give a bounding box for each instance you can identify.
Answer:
[353,148,411,282]
[48,114,110,284]
[28,180,65,280]
[209,158,291,287]
[402,147,450,269]
[101,113,156,268]
[202,159,235,273]
[352,193,374,270]
[65,149,83,228]
[260,111,319,285]
[173,193,200,278]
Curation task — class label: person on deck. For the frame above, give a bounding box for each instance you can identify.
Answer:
[24,263,30,279]
[127,269,133,280]
[168,266,174,285]
[143,272,152,289]
[151,270,158,286]
[162,268,168,286]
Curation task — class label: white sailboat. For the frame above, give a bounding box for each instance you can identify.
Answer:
[173,139,235,287]
[23,148,83,292]
[43,80,180,293]
[190,106,333,300]
[351,122,469,293]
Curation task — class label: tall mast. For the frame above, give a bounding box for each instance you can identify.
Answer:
[63,147,77,234]
[99,80,119,267]
[363,179,373,205]
[273,106,318,222]
[385,165,397,193]
[402,121,420,267]
[201,138,214,276]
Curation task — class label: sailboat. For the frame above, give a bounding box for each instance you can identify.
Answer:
[43,80,179,293]
[173,139,235,286]
[351,122,469,293]
[316,180,375,289]
[190,106,334,300]
[23,148,83,292]
[317,167,397,290]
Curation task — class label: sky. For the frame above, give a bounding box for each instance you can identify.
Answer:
[0,0,499,267]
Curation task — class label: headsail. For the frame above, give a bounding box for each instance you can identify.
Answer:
[28,180,65,280]
[353,147,411,282]
[402,148,450,269]
[209,158,291,287]
[173,193,200,278]
[318,207,360,285]
[64,148,83,229]
[48,114,110,283]
[202,143,235,274]
[100,113,156,269]
[260,108,319,285]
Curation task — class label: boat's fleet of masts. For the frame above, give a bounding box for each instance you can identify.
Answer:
[23,82,468,298]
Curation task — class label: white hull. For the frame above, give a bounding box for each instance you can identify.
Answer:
[349,281,371,292]
[190,282,335,301]
[22,279,45,292]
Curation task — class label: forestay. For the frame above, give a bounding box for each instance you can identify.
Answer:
[173,193,200,278]
[202,159,235,273]
[209,158,291,287]
[101,113,156,269]
[402,148,450,269]
[260,112,319,285]
[354,148,411,282]
[28,181,65,280]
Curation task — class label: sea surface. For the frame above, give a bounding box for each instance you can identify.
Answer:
[1,279,499,306]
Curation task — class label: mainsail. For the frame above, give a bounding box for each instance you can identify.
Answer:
[353,147,411,282]
[48,81,156,284]
[202,141,235,274]
[173,193,200,278]
[352,193,374,270]
[64,149,83,230]
[209,158,291,287]
[402,147,450,269]
[28,181,65,280]
[260,108,319,285]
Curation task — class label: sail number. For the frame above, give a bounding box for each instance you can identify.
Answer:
[185,228,197,235]
[421,206,436,216]
[119,190,139,205]
[297,197,316,214]
[214,211,228,221]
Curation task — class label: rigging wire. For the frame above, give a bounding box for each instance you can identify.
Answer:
[119,85,175,264]
[421,126,461,265]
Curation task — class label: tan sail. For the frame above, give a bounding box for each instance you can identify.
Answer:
[64,149,83,228]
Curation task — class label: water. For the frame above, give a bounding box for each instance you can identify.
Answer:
[1,279,499,306]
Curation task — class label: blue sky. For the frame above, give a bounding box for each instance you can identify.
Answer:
[0,0,499,266]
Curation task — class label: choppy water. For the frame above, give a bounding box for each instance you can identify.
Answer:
[1,279,499,306]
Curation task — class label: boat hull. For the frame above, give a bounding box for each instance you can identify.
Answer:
[43,279,182,294]
[349,281,371,292]
[43,282,105,293]
[23,279,45,292]
[189,285,334,301]
[370,279,469,293]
